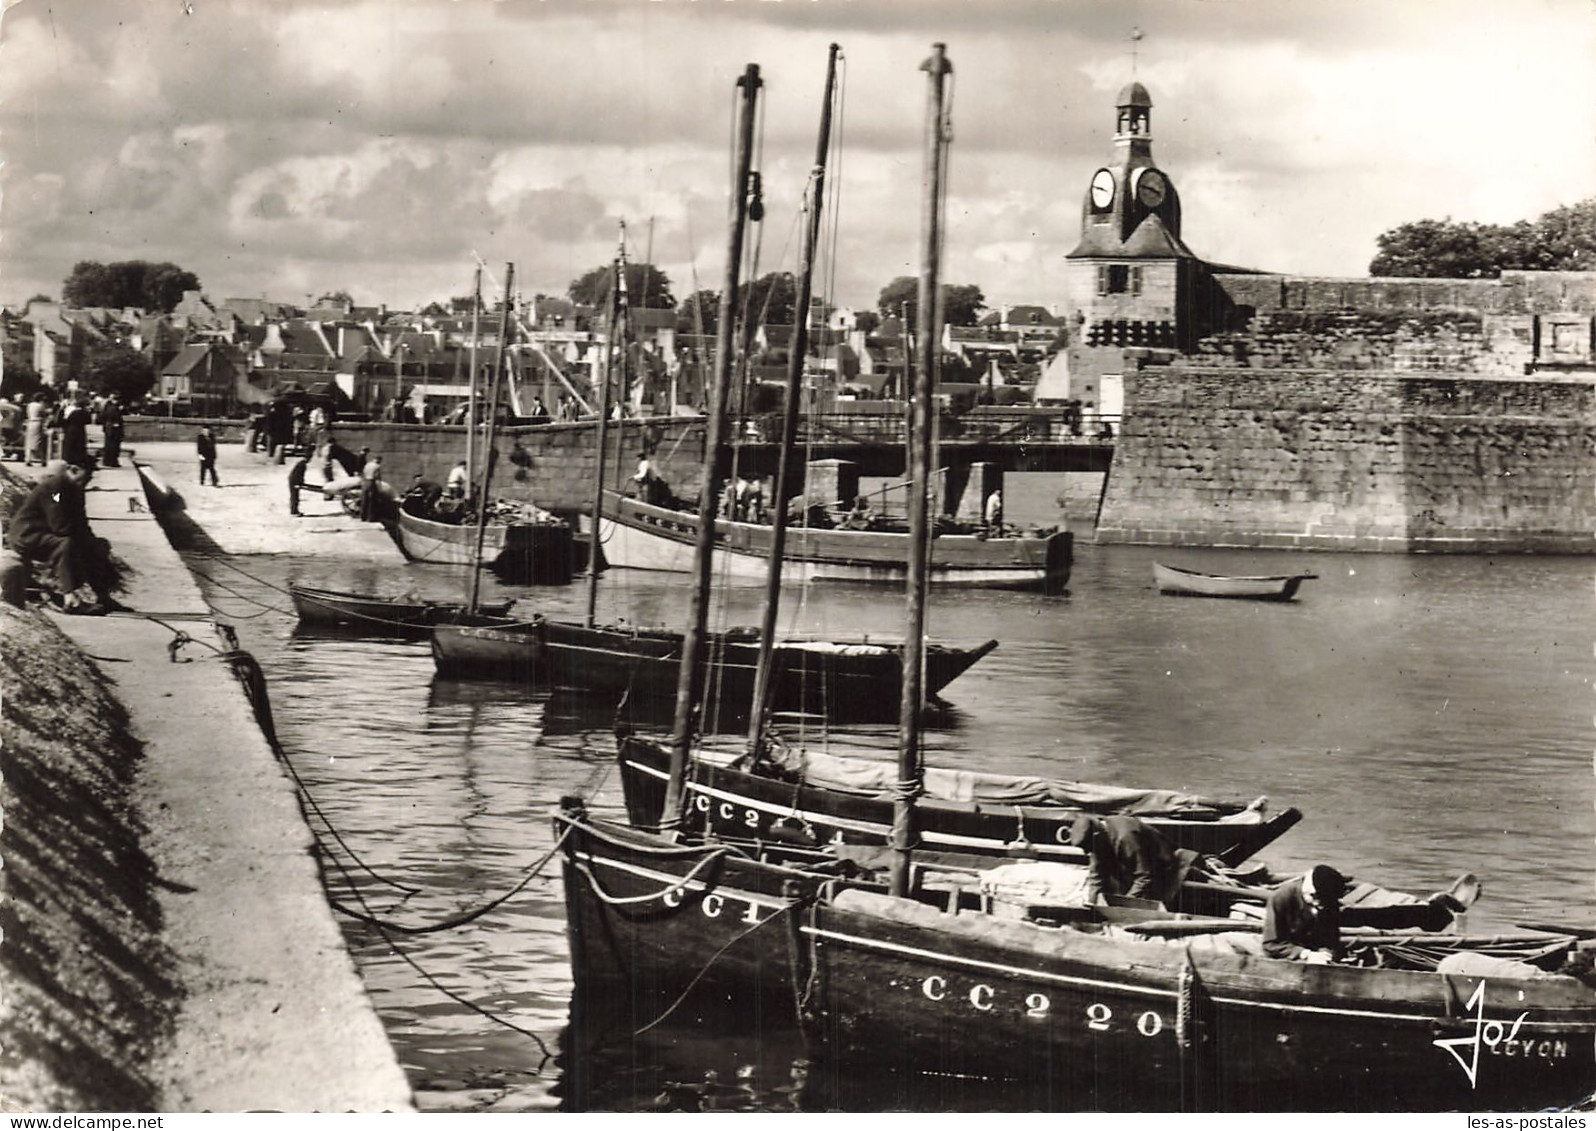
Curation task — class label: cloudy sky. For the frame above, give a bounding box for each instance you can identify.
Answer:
[3,0,1593,316]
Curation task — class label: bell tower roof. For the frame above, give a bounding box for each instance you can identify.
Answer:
[1116,81,1152,109]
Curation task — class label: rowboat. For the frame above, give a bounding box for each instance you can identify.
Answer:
[600,490,1073,593]
[614,732,1301,863]
[287,583,513,635]
[1153,562,1318,601]
[432,616,997,721]
[394,495,575,584]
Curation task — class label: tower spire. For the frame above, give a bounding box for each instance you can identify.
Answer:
[1130,27,1143,77]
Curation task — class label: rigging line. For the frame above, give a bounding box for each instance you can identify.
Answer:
[330,823,574,936]
[317,805,555,1063]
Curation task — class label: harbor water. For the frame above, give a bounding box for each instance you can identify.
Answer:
[181,474,1595,1111]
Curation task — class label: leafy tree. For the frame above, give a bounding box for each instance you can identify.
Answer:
[567,262,676,310]
[1369,197,1596,277]
[84,342,156,403]
[315,290,355,307]
[876,276,985,326]
[855,310,881,334]
[676,289,720,336]
[737,272,798,328]
[61,259,200,312]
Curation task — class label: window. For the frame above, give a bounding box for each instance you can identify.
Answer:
[1096,264,1142,296]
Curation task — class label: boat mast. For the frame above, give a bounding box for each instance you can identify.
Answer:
[890,44,950,899]
[585,223,626,628]
[466,264,482,499]
[746,44,839,754]
[468,262,515,614]
[661,63,763,829]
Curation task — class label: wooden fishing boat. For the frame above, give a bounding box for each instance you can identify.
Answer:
[288,583,513,634]
[432,615,995,717]
[790,888,1596,1111]
[615,732,1300,863]
[600,490,1073,592]
[394,494,574,583]
[1153,562,1318,601]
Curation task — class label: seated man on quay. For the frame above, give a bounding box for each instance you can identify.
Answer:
[7,461,129,615]
[1262,864,1465,964]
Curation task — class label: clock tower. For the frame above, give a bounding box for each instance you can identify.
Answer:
[1064,81,1199,357]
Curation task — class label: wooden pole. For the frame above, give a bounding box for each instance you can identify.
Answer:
[466,266,481,497]
[890,43,950,899]
[586,225,625,627]
[468,262,514,614]
[746,44,839,754]
[661,63,762,830]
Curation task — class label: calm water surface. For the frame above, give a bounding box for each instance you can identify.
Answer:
[180,475,1595,1111]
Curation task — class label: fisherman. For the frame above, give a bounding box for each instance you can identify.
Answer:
[7,461,128,614]
[1262,864,1464,964]
[983,488,1004,535]
[839,494,874,531]
[446,459,469,499]
[1067,814,1199,908]
[358,454,383,522]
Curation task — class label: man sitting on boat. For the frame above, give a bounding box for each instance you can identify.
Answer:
[1263,864,1464,964]
[632,451,672,507]
[838,494,876,531]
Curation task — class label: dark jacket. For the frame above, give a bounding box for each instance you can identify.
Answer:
[1261,876,1342,960]
[197,431,218,462]
[9,469,91,545]
[1074,814,1194,905]
[61,406,90,467]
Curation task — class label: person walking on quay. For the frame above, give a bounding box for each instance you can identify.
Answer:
[7,461,129,615]
[23,393,48,466]
[358,453,382,522]
[60,394,92,469]
[288,455,310,516]
[983,488,1004,536]
[197,426,221,486]
[99,395,125,467]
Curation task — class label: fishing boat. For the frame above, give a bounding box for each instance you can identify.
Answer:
[599,490,1073,592]
[1153,562,1317,601]
[433,614,995,716]
[614,735,1300,862]
[394,494,574,583]
[288,583,513,634]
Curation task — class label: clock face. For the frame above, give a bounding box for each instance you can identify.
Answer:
[1135,169,1167,208]
[1090,169,1115,210]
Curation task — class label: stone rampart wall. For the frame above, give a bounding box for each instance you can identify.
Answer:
[1096,367,1596,552]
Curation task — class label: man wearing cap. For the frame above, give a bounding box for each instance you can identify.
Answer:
[1068,814,1201,908]
[1262,865,1464,964]
[7,462,127,614]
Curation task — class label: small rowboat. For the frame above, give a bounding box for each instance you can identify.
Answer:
[1153,563,1318,601]
[289,584,514,635]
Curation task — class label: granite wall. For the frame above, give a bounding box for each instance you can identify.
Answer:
[1095,367,1596,552]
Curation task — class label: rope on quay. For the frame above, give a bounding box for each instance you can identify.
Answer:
[205,626,560,1060]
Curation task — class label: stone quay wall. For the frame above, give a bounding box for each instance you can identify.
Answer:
[1095,367,1596,552]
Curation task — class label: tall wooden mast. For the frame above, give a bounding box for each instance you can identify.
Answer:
[467,262,514,614]
[889,44,951,898]
[660,64,763,830]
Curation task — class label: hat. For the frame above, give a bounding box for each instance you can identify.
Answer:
[1066,815,1098,849]
[1305,865,1347,901]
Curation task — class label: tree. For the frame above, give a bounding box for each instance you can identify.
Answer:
[1369,197,1596,277]
[84,343,156,403]
[61,259,200,312]
[855,310,881,335]
[315,290,355,308]
[737,271,798,328]
[876,276,985,326]
[676,289,720,336]
[567,262,676,310]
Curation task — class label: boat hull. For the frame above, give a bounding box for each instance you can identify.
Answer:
[288,584,514,635]
[616,734,1301,865]
[599,492,1072,592]
[1154,563,1316,601]
[794,889,1596,1112]
[395,501,575,584]
[431,618,996,721]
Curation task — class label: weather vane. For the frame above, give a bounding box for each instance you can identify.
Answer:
[1130,27,1143,76]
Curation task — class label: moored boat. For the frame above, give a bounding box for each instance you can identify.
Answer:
[600,489,1072,592]
[394,494,575,583]
[288,583,513,634]
[432,615,997,721]
[791,887,1596,1111]
[615,731,1301,863]
[1154,562,1317,601]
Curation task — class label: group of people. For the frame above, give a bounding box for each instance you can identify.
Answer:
[0,390,128,470]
